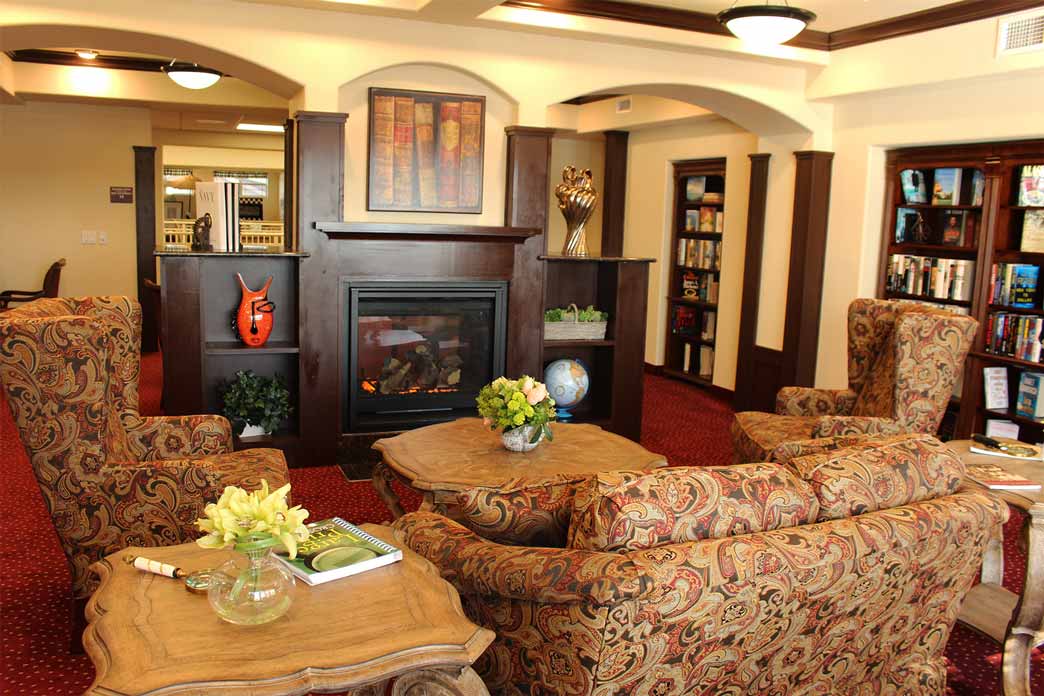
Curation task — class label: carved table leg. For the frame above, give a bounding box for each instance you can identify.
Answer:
[391,666,490,696]
[982,521,1005,585]
[1002,505,1044,696]
[372,461,406,520]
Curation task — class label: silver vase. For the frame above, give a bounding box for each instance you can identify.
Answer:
[555,166,598,257]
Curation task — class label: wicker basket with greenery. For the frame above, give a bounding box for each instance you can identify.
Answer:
[544,304,608,341]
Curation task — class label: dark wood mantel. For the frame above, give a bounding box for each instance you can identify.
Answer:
[315,221,541,242]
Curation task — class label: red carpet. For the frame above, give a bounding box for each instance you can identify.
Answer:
[0,358,1039,694]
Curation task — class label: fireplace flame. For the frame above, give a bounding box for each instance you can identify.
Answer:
[359,379,460,396]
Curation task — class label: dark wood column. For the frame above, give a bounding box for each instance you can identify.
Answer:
[733,153,772,412]
[600,130,629,257]
[781,150,834,388]
[282,117,295,251]
[504,126,553,378]
[295,111,348,465]
[133,145,159,352]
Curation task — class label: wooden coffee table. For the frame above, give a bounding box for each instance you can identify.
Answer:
[372,418,667,519]
[948,440,1044,696]
[83,525,494,695]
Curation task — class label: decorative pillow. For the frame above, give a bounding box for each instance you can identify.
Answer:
[784,433,965,521]
[454,477,583,547]
[566,463,819,553]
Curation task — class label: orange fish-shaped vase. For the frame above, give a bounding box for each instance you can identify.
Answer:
[234,273,276,347]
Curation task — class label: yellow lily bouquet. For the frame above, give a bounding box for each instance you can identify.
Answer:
[196,480,310,558]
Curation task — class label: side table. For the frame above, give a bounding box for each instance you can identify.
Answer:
[949,440,1043,696]
[372,418,667,520]
[83,525,493,695]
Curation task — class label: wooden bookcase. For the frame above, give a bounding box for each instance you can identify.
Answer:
[663,158,726,388]
[878,140,1044,440]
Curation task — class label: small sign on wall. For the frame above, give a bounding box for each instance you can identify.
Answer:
[110,186,133,203]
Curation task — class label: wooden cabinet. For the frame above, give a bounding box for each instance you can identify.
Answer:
[879,140,1044,440]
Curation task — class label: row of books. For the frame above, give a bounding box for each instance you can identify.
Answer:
[988,263,1039,308]
[885,255,974,301]
[683,208,724,233]
[370,94,482,210]
[680,271,719,303]
[671,306,716,341]
[894,207,975,246]
[683,176,723,203]
[677,239,721,270]
[901,167,984,207]
[985,312,1044,363]
[681,344,714,379]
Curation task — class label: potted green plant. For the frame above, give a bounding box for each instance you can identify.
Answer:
[219,370,292,438]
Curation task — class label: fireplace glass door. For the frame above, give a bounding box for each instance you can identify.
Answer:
[346,282,507,431]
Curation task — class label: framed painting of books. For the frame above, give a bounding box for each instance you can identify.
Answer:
[367,87,485,213]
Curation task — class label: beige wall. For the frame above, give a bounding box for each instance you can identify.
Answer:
[339,64,516,226]
[623,118,758,390]
[0,100,150,297]
[547,134,605,257]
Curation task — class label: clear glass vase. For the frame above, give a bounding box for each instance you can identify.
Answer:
[207,545,294,625]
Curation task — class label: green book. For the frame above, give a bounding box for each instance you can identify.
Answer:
[273,517,402,586]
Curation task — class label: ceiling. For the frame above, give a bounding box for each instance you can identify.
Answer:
[612,1,956,32]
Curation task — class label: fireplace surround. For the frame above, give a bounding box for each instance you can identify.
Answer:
[344,281,507,432]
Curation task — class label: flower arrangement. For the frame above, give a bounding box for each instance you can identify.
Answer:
[476,375,556,444]
[196,480,310,558]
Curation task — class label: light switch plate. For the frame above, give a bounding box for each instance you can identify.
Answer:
[81,230,97,244]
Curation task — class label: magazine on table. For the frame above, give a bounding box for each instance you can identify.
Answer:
[274,517,402,586]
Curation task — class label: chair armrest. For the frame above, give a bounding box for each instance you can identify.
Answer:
[776,387,858,416]
[125,415,233,460]
[393,511,652,606]
[811,416,906,438]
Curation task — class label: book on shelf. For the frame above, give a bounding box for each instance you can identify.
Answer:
[682,343,692,372]
[671,305,698,336]
[985,418,1020,440]
[685,176,706,202]
[971,170,985,207]
[1016,371,1044,420]
[983,366,1009,410]
[886,254,974,301]
[894,208,921,243]
[698,207,715,232]
[966,462,1041,490]
[701,311,716,341]
[900,169,928,204]
[413,102,437,208]
[701,191,723,204]
[684,210,698,232]
[698,345,714,378]
[437,101,461,208]
[931,168,962,206]
[985,312,1043,363]
[989,263,1040,307]
[1022,210,1044,253]
[715,211,724,233]
[1018,164,1044,207]
[370,94,395,206]
[681,270,699,298]
[392,96,415,207]
[274,517,403,586]
[940,209,969,246]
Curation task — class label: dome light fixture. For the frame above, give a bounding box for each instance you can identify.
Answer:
[76,49,98,60]
[717,2,817,46]
[162,60,221,90]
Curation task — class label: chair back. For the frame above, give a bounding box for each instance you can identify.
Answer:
[42,258,66,298]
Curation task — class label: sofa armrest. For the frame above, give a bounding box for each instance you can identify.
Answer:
[125,415,233,460]
[776,388,858,416]
[811,416,906,438]
[393,511,652,606]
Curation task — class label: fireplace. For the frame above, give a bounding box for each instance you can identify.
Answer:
[345,281,507,431]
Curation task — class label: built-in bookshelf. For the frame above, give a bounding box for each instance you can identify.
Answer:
[664,158,725,388]
[879,140,1044,440]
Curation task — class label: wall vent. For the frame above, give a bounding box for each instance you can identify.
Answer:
[615,97,632,114]
[997,10,1044,55]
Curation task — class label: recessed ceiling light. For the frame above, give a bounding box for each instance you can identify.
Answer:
[163,60,221,90]
[717,3,816,46]
[236,123,285,133]
[76,49,98,60]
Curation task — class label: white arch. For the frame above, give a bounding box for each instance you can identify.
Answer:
[337,61,519,107]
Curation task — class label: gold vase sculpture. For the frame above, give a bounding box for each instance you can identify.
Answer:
[555,166,598,257]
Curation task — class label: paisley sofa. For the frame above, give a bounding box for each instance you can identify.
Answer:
[394,434,1006,695]
[0,297,289,605]
[731,299,977,463]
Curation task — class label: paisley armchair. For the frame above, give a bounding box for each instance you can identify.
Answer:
[0,297,289,610]
[731,298,977,462]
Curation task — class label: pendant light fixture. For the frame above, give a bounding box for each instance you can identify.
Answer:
[717,2,816,46]
[162,60,221,90]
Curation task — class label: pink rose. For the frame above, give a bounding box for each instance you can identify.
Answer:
[520,377,535,393]
[526,383,548,405]
[482,417,493,427]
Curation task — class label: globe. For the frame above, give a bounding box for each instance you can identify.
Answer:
[544,358,590,420]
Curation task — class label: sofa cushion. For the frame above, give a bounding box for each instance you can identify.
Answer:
[784,433,965,521]
[769,434,878,465]
[566,463,819,553]
[455,476,582,547]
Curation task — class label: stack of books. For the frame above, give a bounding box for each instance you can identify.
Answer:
[680,271,719,303]
[886,255,974,301]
